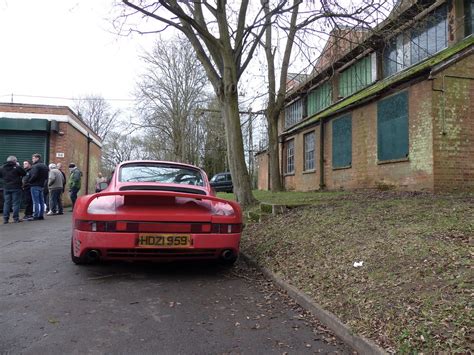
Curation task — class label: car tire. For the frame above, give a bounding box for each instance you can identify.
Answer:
[71,241,87,265]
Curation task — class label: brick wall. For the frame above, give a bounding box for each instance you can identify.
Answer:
[281,77,441,192]
[282,127,321,191]
[432,54,474,192]
[0,103,103,201]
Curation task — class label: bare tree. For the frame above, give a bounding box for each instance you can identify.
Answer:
[101,131,143,174]
[201,100,227,177]
[135,37,210,165]
[73,95,120,140]
[118,0,269,206]
[117,1,389,202]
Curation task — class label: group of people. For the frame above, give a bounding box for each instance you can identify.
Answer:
[0,154,82,224]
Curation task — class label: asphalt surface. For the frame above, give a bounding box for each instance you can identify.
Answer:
[0,213,352,354]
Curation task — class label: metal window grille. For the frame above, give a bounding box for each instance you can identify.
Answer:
[384,5,447,77]
[285,100,303,128]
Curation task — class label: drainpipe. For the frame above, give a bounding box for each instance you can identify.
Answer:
[86,133,92,194]
[280,135,285,190]
[319,118,325,190]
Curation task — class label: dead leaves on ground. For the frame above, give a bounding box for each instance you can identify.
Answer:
[242,191,473,353]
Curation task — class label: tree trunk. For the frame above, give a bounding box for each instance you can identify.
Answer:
[267,108,283,192]
[219,87,256,207]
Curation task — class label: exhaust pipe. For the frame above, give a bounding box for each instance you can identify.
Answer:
[221,249,234,261]
[86,249,100,262]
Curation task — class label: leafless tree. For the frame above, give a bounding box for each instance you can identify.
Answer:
[101,131,143,174]
[118,0,270,206]
[73,95,121,140]
[117,0,391,203]
[201,100,227,177]
[134,36,210,165]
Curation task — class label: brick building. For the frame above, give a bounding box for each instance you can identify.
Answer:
[257,0,473,192]
[0,103,102,200]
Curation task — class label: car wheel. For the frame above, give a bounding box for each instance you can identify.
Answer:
[71,241,87,265]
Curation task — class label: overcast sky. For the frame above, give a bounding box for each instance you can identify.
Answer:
[0,0,156,115]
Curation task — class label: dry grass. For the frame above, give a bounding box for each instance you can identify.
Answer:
[240,191,473,353]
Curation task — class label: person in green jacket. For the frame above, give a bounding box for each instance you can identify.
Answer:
[68,163,82,210]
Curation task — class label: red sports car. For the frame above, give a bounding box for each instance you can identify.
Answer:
[71,161,242,265]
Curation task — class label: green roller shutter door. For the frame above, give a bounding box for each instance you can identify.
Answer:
[0,131,48,164]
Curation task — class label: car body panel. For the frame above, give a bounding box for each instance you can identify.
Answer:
[71,161,242,264]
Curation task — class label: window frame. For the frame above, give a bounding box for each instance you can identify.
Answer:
[284,99,304,129]
[383,4,447,78]
[303,131,316,172]
[285,139,295,174]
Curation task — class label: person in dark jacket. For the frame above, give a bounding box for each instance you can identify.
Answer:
[22,160,34,221]
[68,163,82,210]
[0,156,26,224]
[27,153,49,220]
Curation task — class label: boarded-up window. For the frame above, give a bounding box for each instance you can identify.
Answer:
[286,139,295,174]
[377,91,409,161]
[304,132,315,171]
[308,82,332,116]
[332,115,352,168]
[339,56,373,98]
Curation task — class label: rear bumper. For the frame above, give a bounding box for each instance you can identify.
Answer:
[72,230,240,261]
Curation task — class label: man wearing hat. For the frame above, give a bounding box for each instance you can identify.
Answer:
[68,163,82,210]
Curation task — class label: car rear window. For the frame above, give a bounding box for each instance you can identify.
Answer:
[119,163,204,186]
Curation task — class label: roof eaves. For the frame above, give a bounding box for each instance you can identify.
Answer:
[285,0,440,101]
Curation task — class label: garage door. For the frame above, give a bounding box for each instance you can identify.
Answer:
[0,131,48,165]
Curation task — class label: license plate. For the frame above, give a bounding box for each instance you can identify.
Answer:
[138,234,191,248]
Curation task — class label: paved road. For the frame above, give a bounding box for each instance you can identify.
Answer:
[0,213,352,354]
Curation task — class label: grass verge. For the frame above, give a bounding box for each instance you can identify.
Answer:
[235,190,473,353]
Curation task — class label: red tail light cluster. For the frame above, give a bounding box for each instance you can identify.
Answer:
[211,224,242,233]
[75,220,117,232]
[75,220,242,234]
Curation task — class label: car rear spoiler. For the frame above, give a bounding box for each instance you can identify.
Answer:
[74,190,242,222]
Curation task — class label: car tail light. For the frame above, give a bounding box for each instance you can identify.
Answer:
[75,221,241,234]
[211,224,242,234]
[75,220,117,232]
